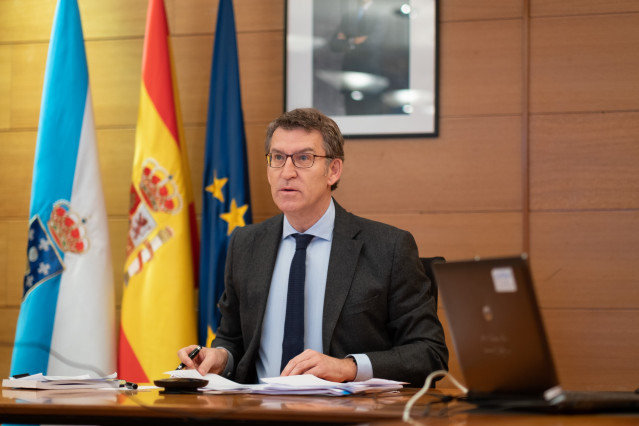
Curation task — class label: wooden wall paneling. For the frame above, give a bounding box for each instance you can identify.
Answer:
[531,0,639,17]
[441,0,523,22]
[9,43,47,129]
[96,128,136,216]
[167,0,284,35]
[109,218,130,309]
[0,222,8,306]
[236,31,284,124]
[1,131,36,219]
[543,308,639,391]
[79,0,147,39]
[530,111,639,211]
[86,39,143,128]
[0,0,55,43]
[0,46,10,130]
[245,122,279,219]
[355,212,523,262]
[530,13,639,113]
[530,211,639,309]
[172,35,214,126]
[0,307,20,377]
[336,116,522,214]
[439,19,523,116]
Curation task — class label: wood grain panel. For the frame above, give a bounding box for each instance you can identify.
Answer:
[440,19,522,116]
[172,35,213,126]
[167,0,284,35]
[2,221,29,307]
[246,122,280,219]
[0,0,55,43]
[237,31,284,124]
[86,39,143,128]
[335,115,522,214]
[348,211,523,262]
[9,43,47,129]
[109,218,129,307]
[1,131,36,219]
[530,211,639,309]
[0,46,9,130]
[543,308,639,391]
[441,0,523,22]
[0,222,8,305]
[530,111,639,210]
[531,0,639,17]
[79,0,147,39]
[530,13,639,113]
[96,128,136,216]
[0,307,20,376]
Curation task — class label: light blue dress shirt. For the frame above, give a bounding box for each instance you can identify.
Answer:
[256,199,372,381]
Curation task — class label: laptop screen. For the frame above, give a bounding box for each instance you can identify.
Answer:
[433,256,560,396]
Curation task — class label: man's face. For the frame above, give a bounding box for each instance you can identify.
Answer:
[267,128,342,225]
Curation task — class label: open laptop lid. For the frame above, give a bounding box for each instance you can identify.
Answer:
[433,255,560,397]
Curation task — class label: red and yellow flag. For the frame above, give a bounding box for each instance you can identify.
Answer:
[118,0,198,383]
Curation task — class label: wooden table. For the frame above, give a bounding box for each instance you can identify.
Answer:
[0,387,637,425]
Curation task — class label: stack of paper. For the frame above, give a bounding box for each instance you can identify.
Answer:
[165,370,404,396]
[2,373,120,390]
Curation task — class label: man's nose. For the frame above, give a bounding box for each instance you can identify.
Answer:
[281,156,297,177]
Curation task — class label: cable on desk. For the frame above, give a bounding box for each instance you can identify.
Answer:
[402,369,468,423]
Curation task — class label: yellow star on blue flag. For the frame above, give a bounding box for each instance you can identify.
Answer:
[205,172,227,202]
[219,199,248,236]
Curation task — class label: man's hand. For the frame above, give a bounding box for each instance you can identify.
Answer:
[177,345,228,376]
[280,349,357,383]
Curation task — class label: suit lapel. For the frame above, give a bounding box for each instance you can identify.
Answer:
[322,201,362,350]
[243,215,283,357]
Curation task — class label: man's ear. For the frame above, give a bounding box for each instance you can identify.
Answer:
[327,158,343,186]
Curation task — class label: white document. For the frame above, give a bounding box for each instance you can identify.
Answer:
[164,371,403,396]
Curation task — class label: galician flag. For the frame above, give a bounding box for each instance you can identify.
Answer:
[118,0,198,382]
[199,0,252,347]
[11,0,116,377]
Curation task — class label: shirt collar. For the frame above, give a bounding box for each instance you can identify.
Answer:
[282,198,335,242]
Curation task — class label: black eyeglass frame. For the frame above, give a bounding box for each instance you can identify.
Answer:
[265,152,333,168]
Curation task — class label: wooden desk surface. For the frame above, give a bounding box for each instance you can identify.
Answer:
[0,387,637,425]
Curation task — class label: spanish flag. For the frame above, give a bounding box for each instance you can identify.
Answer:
[118,0,198,383]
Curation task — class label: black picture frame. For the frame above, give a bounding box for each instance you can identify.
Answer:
[285,0,438,138]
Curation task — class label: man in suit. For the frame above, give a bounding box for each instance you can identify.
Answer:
[178,108,447,386]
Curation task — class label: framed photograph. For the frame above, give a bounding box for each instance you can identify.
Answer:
[285,0,438,138]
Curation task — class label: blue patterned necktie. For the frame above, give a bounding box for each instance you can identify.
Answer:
[280,233,315,372]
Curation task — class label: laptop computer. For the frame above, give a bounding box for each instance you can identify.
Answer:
[432,255,639,413]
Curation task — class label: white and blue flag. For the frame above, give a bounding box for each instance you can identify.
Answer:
[11,0,116,377]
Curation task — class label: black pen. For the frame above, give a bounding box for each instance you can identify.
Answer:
[176,345,202,370]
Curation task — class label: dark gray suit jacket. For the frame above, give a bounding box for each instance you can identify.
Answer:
[212,200,448,386]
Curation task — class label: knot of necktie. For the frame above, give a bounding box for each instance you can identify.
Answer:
[293,233,314,250]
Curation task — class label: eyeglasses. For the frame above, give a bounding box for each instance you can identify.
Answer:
[265,152,333,168]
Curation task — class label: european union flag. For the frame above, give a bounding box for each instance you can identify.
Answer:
[199,0,252,347]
